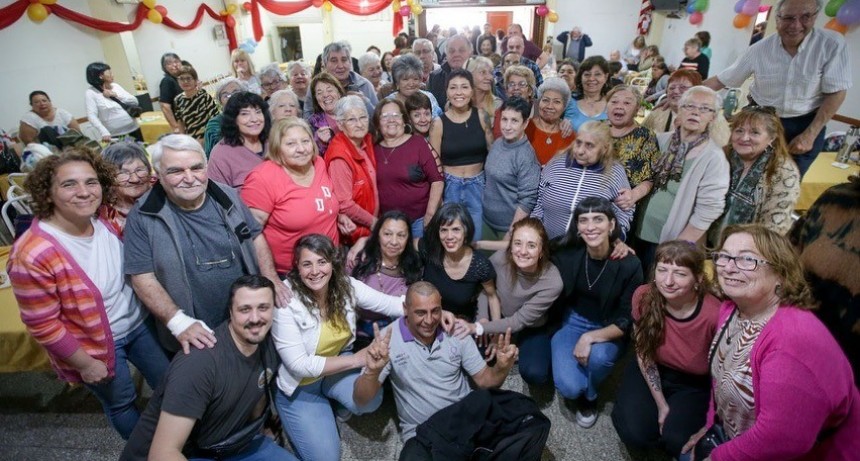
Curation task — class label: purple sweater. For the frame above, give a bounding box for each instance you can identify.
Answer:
[709,302,860,461]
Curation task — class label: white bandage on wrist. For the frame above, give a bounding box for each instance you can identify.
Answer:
[166,311,212,337]
[473,322,484,336]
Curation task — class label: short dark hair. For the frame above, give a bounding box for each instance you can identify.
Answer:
[176,65,198,81]
[424,203,475,266]
[220,92,271,147]
[608,61,623,75]
[372,98,410,143]
[29,91,49,105]
[405,91,432,113]
[555,196,621,249]
[500,96,531,120]
[695,31,711,47]
[574,56,610,97]
[86,62,111,89]
[445,68,474,89]
[227,275,276,317]
[101,141,152,172]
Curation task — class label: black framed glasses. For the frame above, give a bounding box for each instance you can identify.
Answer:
[712,252,769,271]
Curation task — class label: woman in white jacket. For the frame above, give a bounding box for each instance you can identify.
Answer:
[85,62,142,142]
[273,233,453,461]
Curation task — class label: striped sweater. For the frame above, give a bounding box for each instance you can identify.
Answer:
[6,219,118,383]
[531,155,634,240]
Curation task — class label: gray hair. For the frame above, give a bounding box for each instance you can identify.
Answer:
[776,0,822,14]
[215,77,248,103]
[412,38,434,52]
[334,94,367,120]
[446,34,473,54]
[357,52,381,74]
[258,63,286,82]
[268,89,299,116]
[466,56,494,74]
[101,141,152,172]
[390,54,424,86]
[150,134,205,173]
[323,41,352,63]
[678,85,723,112]
[536,77,571,108]
[286,61,311,76]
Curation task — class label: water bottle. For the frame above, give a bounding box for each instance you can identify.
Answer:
[836,126,858,164]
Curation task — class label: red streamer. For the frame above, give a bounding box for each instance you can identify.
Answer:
[51,3,146,33]
[160,3,237,50]
[0,0,28,30]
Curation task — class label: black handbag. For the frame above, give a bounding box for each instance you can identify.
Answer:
[695,309,737,459]
[111,96,143,118]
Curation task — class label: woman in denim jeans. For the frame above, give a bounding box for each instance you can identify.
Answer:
[429,69,493,241]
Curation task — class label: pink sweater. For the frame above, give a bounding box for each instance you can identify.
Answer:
[709,302,860,461]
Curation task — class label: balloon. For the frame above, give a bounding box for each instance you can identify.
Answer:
[225,15,236,28]
[141,0,156,8]
[243,2,252,12]
[406,0,413,5]
[825,17,849,33]
[41,0,58,4]
[147,9,163,24]
[400,5,411,16]
[825,0,847,17]
[323,1,333,12]
[536,5,549,16]
[734,0,746,13]
[696,0,709,12]
[411,4,423,15]
[226,4,237,15]
[687,2,697,13]
[836,0,860,26]
[27,3,48,22]
[313,0,324,7]
[759,4,770,12]
[689,11,704,24]
[733,13,752,28]
[548,11,559,23]
[155,5,167,16]
[741,0,761,17]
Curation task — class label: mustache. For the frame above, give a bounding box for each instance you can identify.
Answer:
[243,321,268,330]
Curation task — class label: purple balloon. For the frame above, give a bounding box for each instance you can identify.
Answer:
[742,0,761,16]
[734,0,746,13]
[836,0,860,26]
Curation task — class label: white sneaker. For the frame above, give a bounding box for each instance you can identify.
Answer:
[575,398,597,428]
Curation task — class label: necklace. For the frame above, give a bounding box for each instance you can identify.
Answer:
[584,253,609,290]
[380,134,408,164]
[381,261,399,270]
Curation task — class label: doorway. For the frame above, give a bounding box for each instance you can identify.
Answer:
[277,26,304,62]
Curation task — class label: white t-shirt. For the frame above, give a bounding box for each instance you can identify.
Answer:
[20,109,74,134]
[41,219,145,339]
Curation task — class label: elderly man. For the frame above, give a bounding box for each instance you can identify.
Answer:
[500,23,541,61]
[124,134,285,354]
[475,23,496,55]
[557,26,593,63]
[354,282,529,459]
[412,38,440,83]
[303,41,379,118]
[120,275,297,461]
[427,34,473,108]
[493,35,544,100]
[258,63,288,101]
[704,0,851,176]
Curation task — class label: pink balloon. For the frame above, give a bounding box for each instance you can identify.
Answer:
[759,4,770,12]
[399,5,411,17]
[741,0,761,17]
[536,5,549,17]
[689,11,704,25]
[734,0,746,13]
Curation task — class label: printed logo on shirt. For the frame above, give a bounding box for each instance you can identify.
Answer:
[315,198,325,212]
[257,367,274,389]
[321,186,332,198]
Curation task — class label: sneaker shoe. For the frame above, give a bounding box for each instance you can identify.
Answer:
[334,403,352,422]
[575,397,597,428]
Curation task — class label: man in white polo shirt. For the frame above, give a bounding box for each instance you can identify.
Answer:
[353,281,518,457]
[703,0,851,177]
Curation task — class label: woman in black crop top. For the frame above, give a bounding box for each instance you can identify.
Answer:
[429,69,494,240]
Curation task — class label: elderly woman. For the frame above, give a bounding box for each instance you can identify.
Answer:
[19,91,80,144]
[373,99,443,239]
[478,35,496,58]
[466,56,501,127]
[380,51,394,84]
[528,77,576,165]
[531,121,633,241]
[8,149,169,439]
[85,62,142,142]
[286,61,311,113]
[259,63,289,101]
[172,65,220,141]
[358,52,386,93]
[642,69,730,146]
[241,118,340,275]
[635,86,730,269]
[158,52,183,131]
[638,45,660,73]
[710,107,800,244]
[388,54,442,117]
[98,142,153,235]
[623,36,647,72]
[644,61,670,103]
[405,92,434,139]
[492,64,535,139]
[326,95,378,245]
[557,59,578,94]
[231,49,261,94]
[430,69,494,241]
[308,72,346,157]
[606,85,660,211]
[564,56,610,132]
[203,77,246,158]
[208,92,271,190]
[268,89,300,122]
[612,241,720,459]
[683,225,860,461]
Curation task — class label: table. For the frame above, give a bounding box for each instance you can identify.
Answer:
[0,246,51,373]
[138,111,171,144]
[796,152,860,212]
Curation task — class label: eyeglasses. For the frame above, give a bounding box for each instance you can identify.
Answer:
[777,9,818,23]
[680,104,716,114]
[712,253,769,271]
[116,167,151,182]
[261,80,283,90]
[181,220,237,272]
[177,76,195,83]
[380,112,402,121]
[506,81,529,89]
[340,115,369,125]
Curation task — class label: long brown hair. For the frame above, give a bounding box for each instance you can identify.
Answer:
[726,107,792,185]
[634,241,710,364]
[288,234,354,331]
[505,218,551,283]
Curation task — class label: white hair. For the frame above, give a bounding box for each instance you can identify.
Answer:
[335,94,368,120]
[150,134,205,172]
[268,89,299,116]
[678,85,723,112]
[357,52,381,74]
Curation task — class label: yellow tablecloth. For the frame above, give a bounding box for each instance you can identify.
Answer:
[797,152,860,212]
[0,246,51,373]
[138,111,171,144]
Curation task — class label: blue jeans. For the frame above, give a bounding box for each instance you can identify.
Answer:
[517,325,553,385]
[411,216,425,239]
[188,435,298,461]
[551,311,624,402]
[84,318,170,439]
[443,172,485,241]
[780,110,826,177]
[275,364,384,461]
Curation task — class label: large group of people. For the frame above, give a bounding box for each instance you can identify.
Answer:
[7,0,858,459]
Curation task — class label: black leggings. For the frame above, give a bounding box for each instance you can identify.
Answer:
[611,359,710,457]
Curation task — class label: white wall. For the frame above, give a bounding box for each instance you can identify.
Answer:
[547,0,643,59]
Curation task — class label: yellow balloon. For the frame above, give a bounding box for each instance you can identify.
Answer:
[547,11,559,23]
[323,1,333,12]
[142,0,156,9]
[147,9,163,24]
[27,3,49,22]
[411,4,423,15]
[41,0,58,5]
[226,4,237,14]
[406,0,413,5]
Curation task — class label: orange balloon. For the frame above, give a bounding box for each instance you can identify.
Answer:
[147,9,163,24]
[733,13,752,28]
[27,3,49,22]
[824,18,849,34]
[548,11,559,23]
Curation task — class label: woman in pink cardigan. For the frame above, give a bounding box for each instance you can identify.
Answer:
[7,149,169,439]
[683,224,859,460]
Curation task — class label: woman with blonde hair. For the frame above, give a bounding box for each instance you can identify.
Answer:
[230,49,261,94]
[466,56,500,128]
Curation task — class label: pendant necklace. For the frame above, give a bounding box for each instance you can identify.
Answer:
[584,252,609,290]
